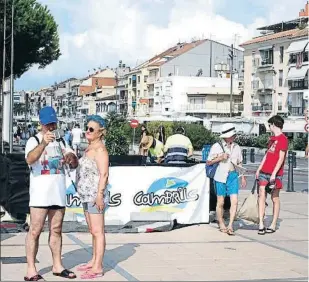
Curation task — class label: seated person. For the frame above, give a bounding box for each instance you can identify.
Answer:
[140,136,164,163]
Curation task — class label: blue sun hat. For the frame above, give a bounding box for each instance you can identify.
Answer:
[86,115,106,128]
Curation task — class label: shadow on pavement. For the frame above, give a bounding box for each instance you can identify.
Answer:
[38,243,140,275]
[233,217,283,231]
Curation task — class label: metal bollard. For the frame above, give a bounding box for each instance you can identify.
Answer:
[287,151,295,192]
[242,149,247,164]
[250,148,255,163]
[292,152,297,168]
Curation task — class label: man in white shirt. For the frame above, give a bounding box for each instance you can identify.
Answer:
[71,124,83,155]
[24,106,78,281]
[207,123,246,235]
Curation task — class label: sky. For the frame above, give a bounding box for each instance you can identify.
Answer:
[15,0,307,91]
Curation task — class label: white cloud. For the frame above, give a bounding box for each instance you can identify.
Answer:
[19,0,306,89]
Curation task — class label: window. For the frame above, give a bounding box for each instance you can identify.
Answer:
[289,52,308,64]
[144,75,148,83]
[129,78,132,85]
[251,80,259,90]
[137,90,140,97]
[239,61,244,69]
[260,49,273,65]
[252,51,256,67]
[278,93,282,110]
[280,46,284,63]
[138,76,140,83]
[279,70,283,87]
[189,98,204,104]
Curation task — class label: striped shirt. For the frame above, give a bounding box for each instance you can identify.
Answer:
[164,134,193,164]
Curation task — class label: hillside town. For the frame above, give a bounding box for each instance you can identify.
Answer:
[10,3,308,136]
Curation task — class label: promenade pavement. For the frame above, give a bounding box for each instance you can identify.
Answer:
[1,191,308,281]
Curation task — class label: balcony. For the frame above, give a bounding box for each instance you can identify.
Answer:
[181,104,239,114]
[259,58,273,66]
[234,103,244,112]
[258,78,273,90]
[252,104,272,112]
[251,80,259,90]
[288,106,306,116]
[288,79,308,91]
[289,52,309,65]
[147,76,157,84]
[118,97,128,104]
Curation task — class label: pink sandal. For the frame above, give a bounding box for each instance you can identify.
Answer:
[77,264,92,271]
[81,271,103,280]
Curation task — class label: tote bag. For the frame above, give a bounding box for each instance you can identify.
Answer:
[206,141,224,179]
[237,180,259,224]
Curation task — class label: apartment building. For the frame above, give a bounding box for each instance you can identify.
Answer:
[241,3,308,117]
[115,61,131,116]
[78,69,117,116]
[29,87,53,116]
[152,76,244,119]
[286,32,308,116]
[126,39,244,117]
[52,78,81,118]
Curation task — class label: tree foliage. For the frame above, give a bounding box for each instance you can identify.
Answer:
[105,112,130,155]
[0,0,60,79]
[13,102,25,115]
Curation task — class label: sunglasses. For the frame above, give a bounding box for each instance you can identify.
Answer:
[86,126,95,133]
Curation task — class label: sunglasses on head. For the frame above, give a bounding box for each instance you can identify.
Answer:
[86,126,95,133]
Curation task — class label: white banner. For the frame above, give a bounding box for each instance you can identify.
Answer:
[65,164,209,225]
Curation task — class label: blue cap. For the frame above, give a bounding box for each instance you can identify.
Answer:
[39,106,58,125]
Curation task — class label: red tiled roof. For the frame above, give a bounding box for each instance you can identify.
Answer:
[135,40,207,69]
[291,28,309,38]
[240,28,307,47]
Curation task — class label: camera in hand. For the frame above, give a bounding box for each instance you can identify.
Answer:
[52,129,65,141]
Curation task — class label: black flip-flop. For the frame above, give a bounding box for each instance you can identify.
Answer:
[53,269,76,279]
[258,227,266,235]
[266,227,276,233]
[24,274,44,281]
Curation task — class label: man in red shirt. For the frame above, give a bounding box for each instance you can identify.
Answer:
[256,115,288,235]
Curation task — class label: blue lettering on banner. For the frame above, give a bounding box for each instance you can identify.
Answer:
[133,188,199,206]
[66,191,122,208]
[66,182,122,208]
[133,177,199,210]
